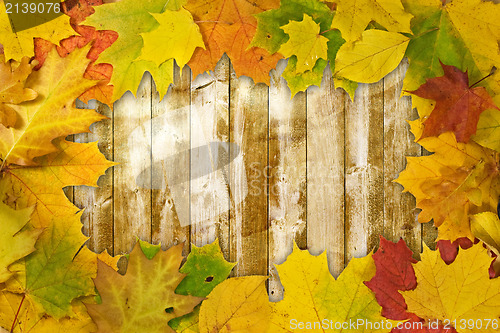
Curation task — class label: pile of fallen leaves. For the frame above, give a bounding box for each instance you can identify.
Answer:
[1,0,500,331]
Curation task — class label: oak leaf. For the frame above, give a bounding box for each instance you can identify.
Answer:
[198,276,270,333]
[395,127,500,241]
[402,243,500,333]
[0,203,41,284]
[334,30,410,84]
[330,0,412,43]
[185,0,283,84]
[0,0,75,60]
[0,46,103,166]
[278,14,328,73]
[0,56,37,128]
[270,244,399,332]
[0,139,116,228]
[408,63,499,143]
[86,241,203,333]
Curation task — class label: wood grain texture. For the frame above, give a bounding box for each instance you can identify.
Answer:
[306,69,346,277]
[229,71,269,277]
[345,80,384,261]
[151,64,191,254]
[383,60,422,256]
[268,60,307,301]
[113,73,152,257]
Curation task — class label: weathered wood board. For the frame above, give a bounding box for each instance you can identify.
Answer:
[72,58,436,298]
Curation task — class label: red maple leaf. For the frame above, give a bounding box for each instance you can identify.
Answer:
[365,236,418,321]
[408,62,499,143]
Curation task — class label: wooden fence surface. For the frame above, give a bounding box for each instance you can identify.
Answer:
[67,57,437,300]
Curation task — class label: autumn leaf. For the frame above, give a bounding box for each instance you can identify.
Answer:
[86,241,203,333]
[0,55,37,128]
[270,244,399,332]
[281,57,327,96]
[408,62,499,143]
[402,243,500,333]
[138,8,205,68]
[471,212,500,255]
[395,128,500,241]
[436,238,473,265]
[0,46,103,166]
[83,0,175,100]
[473,108,500,153]
[0,202,41,284]
[278,14,328,73]
[0,139,116,228]
[0,0,75,60]
[198,276,270,333]
[185,0,283,84]
[4,213,97,319]
[365,236,418,321]
[334,30,410,84]
[169,240,235,332]
[402,0,500,108]
[330,0,412,43]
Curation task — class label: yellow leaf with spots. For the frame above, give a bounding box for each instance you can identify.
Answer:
[0,0,75,60]
[279,14,328,74]
[270,244,398,332]
[138,8,205,68]
[331,0,412,42]
[334,30,410,83]
[402,243,500,333]
[198,276,270,333]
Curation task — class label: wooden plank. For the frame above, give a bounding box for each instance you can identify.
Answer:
[306,69,346,277]
[383,60,422,255]
[345,80,385,261]
[229,72,269,277]
[73,100,114,254]
[421,145,438,250]
[151,65,191,254]
[268,60,307,301]
[113,73,152,257]
[190,56,230,255]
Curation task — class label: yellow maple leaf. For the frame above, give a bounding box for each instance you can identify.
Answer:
[331,0,412,42]
[198,276,270,333]
[138,8,205,68]
[396,128,500,241]
[0,139,116,228]
[402,243,500,333]
[0,46,103,166]
[278,14,328,74]
[334,30,410,83]
[270,244,398,332]
[471,212,500,254]
[0,55,37,128]
[0,0,75,60]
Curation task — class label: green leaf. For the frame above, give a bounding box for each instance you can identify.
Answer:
[282,56,327,96]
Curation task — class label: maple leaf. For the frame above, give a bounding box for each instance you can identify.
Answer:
[0,46,103,166]
[138,8,205,68]
[408,62,499,143]
[473,108,500,153]
[395,127,500,241]
[83,0,175,100]
[198,276,270,333]
[402,0,500,113]
[270,244,399,332]
[86,241,203,333]
[334,29,410,84]
[185,0,283,84]
[0,0,75,60]
[402,243,500,333]
[330,0,412,43]
[278,14,328,73]
[471,213,500,276]
[169,240,235,332]
[0,139,116,228]
[0,203,42,284]
[365,236,418,321]
[0,56,37,128]
[436,238,473,265]
[4,213,97,319]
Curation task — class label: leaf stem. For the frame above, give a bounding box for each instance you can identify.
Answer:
[411,27,439,40]
[10,294,25,333]
[319,28,336,35]
[470,68,496,88]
